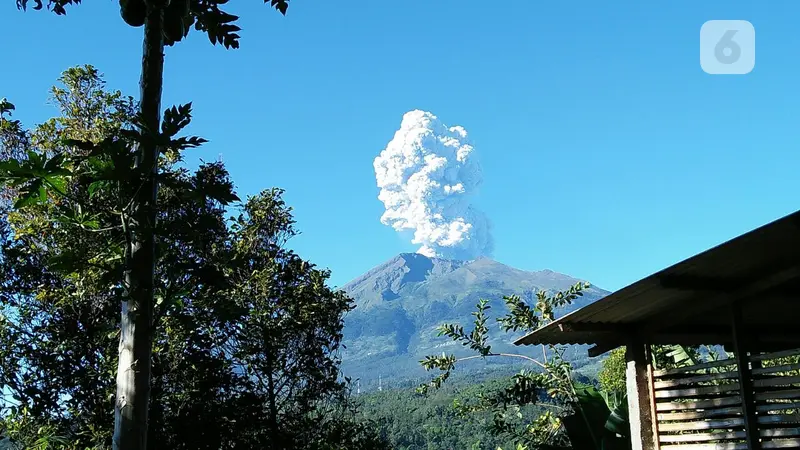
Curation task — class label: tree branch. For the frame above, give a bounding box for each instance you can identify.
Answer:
[455,352,546,369]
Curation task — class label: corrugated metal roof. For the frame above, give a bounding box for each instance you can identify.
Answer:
[514,210,800,351]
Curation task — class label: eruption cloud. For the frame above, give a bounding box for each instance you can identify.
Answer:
[373,110,493,260]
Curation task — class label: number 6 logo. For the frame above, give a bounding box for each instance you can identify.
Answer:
[715,30,741,65]
[701,20,755,75]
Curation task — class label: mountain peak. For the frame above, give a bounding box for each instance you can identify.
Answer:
[340,253,609,384]
[342,253,597,312]
[395,253,434,284]
[342,253,469,305]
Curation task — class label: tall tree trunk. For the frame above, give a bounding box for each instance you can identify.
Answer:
[113,1,164,449]
[266,344,279,444]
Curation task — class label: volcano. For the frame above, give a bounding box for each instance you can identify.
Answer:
[340,253,609,387]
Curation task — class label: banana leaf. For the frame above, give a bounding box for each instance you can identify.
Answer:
[663,344,699,367]
[605,394,629,437]
[560,386,631,450]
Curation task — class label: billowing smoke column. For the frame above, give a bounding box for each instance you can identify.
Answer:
[373,110,494,260]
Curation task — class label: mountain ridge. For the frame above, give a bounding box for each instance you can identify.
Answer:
[340,253,609,386]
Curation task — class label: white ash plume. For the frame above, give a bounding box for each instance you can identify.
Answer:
[373,110,493,260]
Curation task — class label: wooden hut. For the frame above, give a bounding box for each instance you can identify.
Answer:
[514,210,800,450]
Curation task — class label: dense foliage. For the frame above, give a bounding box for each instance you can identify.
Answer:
[416,286,633,449]
[358,374,539,450]
[13,2,294,448]
[597,348,626,395]
[16,0,290,50]
[0,67,388,450]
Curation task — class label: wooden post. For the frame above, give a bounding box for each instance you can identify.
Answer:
[626,340,657,450]
[646,351,661,450]
[731,302,761,450]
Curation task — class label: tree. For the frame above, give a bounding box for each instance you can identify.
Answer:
[0,66,389,450]
[597,348,626,395]
[417,286,631,449]
[12,1,292,448]
[0,64,237,448]
[226,189,390,450]
[0,98,28,256]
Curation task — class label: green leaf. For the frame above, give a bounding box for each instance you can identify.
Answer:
[663,345,699,367]
[26,150,42,169]
[46,251,80,273]
[0,97,15,114]
[43,176,66,195]
[604,391,630,437]
[38,182,47,202]
[43,152,65,171]
[567,386,613,449]
[62,138,96,151]
[0,159,22,173]
[88,180,108,198]
[14,179,45,208]
[605,404,629,437]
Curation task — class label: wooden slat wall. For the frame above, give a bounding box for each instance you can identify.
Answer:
[653,348,800,449]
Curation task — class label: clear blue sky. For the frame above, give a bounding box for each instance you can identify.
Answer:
[2,1,798,292]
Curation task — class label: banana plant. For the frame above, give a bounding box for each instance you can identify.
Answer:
[563,386,630,450]
[657,344,700,368]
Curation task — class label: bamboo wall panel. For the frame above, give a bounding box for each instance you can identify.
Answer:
[653,348,800,449]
